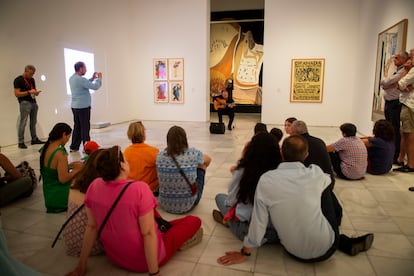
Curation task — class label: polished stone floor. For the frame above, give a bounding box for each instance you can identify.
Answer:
[1,113,414,276]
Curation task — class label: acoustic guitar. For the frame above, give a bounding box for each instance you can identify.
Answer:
[214,98,236,110]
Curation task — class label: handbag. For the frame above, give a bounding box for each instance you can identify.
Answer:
[171,156,198,196]
[51,181,133,248]
[155,217,172,232]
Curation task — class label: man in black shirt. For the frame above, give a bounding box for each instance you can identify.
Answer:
[13,65,45,149]
[213,89,236,131]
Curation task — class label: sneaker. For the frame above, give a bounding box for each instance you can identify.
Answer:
[212,209,228,228]
[18,143,27,149]
[31,139,46,145]
[179,227,203,251]
[350,233,374,256]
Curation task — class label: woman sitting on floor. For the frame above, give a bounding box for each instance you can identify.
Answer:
[63,149,105,257]
[156,125,211,214]
[361,119,395,175]
[213,132,282,242]
[124,121,160,194]
[40,123,83,213]
[67,146,202,276]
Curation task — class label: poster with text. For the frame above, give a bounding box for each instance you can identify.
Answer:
[290,58,325,103]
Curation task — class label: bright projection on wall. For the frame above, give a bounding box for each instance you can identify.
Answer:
[64,48,95,95]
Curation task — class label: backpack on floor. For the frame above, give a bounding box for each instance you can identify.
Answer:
[15,161,38,188]
[209,122,225,134]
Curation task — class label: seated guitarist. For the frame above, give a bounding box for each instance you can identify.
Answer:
[214,89,236,131]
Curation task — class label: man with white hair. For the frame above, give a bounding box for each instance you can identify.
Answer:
[395,48,414,175]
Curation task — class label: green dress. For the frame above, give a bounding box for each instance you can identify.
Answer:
[41,146,71,213]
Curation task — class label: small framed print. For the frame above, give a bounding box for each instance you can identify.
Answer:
[153,58,167,80]
[154,81,168,103]
[168,58,184,81]
[169,81,184,104]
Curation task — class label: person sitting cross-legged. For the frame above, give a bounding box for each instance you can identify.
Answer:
[217,135,374,266]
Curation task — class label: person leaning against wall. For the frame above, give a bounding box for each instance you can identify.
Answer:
[13,65,45,149]
[69,62,102,152]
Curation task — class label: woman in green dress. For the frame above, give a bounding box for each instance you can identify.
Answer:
[40,123,83,213]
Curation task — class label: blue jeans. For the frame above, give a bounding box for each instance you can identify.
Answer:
[215,193,279,243]
[70,107,91,150]
[194,168,205,206]
[18,101,39,144]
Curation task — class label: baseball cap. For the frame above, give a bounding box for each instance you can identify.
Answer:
[84,141,100,154]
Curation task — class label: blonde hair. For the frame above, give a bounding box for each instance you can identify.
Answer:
[127,121,145,143]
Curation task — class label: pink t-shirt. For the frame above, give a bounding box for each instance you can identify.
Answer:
[85,178,166,272]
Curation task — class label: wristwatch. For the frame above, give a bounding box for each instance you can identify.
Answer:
[240,247,251,256]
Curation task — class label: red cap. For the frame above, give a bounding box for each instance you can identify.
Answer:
[84,141,100,154]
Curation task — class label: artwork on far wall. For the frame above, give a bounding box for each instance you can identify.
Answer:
[372,19,408,121]
[153,58,167,81]
[153,58,184,103]
[210,10,264,108]
[290,58,325,103]
[168,58,184,81]
[154,81,168,103]
[169,81,184,103]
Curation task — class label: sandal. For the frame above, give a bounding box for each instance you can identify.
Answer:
[180,227,203,250]
[212,209,229,228]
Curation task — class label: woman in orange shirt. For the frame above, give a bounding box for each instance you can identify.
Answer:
[124,121,159,192]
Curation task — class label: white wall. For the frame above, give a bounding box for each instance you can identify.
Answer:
[0,0,210,146]
[262,0,414,135]
[0,0,413,146]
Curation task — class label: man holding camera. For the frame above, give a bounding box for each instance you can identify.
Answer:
[69,61,102,152]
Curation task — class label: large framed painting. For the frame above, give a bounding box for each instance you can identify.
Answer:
[290,58,325,103]
[372,19,408,121]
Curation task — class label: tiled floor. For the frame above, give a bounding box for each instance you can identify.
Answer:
[1,113,414,276]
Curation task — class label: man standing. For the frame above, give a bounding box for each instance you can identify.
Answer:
[213,89,236,131]
[395,49,414,174]
[217,135,373,265]
[380,51,408,163]
[69,62,102,152]
[14,65,45,149]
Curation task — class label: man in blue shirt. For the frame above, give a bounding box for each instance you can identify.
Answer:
[69,62,102,152]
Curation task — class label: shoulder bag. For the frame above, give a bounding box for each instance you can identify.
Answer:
[171,156,198,196]
[51,181,133,248]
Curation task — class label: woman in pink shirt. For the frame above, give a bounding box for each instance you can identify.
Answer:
[67,146,202,276]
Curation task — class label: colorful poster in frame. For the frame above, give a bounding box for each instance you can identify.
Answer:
[168,58,184,81]
[153,58,168,80]
[154,81,168,103]
[290,58,325,103]
[169,81,184,103]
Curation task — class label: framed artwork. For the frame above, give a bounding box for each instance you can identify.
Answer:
[154,81,168,103]
[290,58,325,103]
[372,19,408,121]
[153,58,167,80]
[169,81,184,103]
[168,58,184,80]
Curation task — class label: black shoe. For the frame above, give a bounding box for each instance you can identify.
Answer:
[31,139,45,145]
[350,233,374,256]
[393,165,414,172]
[18,143,27,149]
[408,187,414,192]
[228,125,233,131]
[393,160,405,166]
